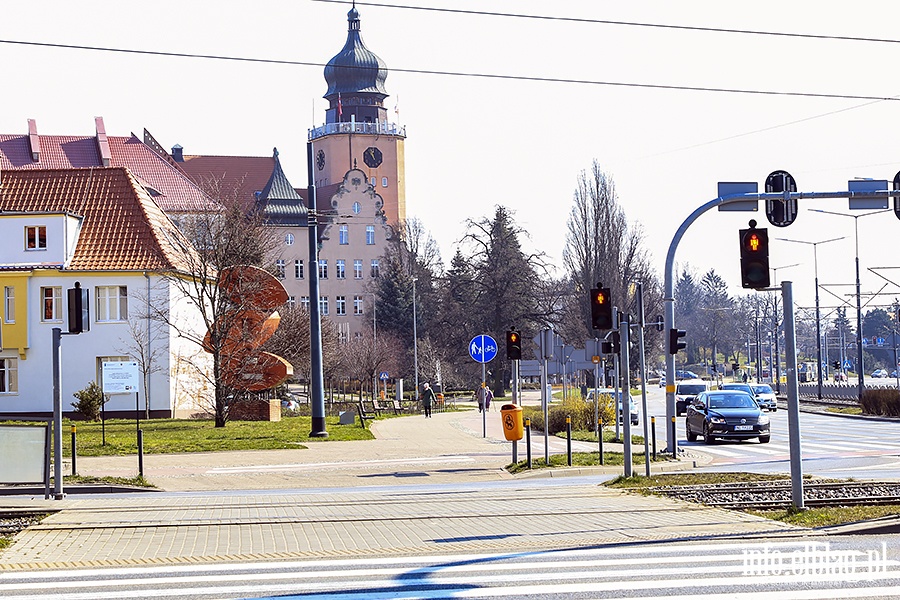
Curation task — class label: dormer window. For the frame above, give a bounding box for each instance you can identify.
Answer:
[25,226,47,250]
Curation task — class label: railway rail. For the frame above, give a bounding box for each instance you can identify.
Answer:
[650,480,900,510]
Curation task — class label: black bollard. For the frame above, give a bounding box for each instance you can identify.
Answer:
[137,429,144,478]
[525,417,532,469]
[71,425,77,476]
[651,416,657,460]
[566,416,572,466]
[599,418,604,465]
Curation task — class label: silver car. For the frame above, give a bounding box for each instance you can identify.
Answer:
[750,384,777,412]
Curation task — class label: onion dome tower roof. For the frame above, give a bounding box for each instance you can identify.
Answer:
[323,6,388,99]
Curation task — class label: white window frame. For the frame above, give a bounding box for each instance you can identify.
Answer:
[319,296,329,316]
[336,259,346,280]
[336,295,346,316]
[300,296,310,311]
[339,225,349,245]
[96,285,128,322]
[318,259,328,279]
[285,233,295,245]
[25,225,47,250]
[0,357,18,393]
[366,225,375,245]
[288,296,296,309]
[41,286,62,322]
[295,259,303,279]
[4,286,15,324]
[354,259,363,279]
[371,259,380,278]
[353,295,363,315]
[275,259,286,279]
[382,176,388,188]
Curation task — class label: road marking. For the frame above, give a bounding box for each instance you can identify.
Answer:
[207,456,476,474]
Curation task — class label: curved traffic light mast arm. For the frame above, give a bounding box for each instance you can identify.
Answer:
[662,187,899,455]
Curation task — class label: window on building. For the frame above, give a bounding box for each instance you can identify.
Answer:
[300,296,310,311]
[275,259,286,279]
[339,225,349,245]
[295,260,303,279]
[366,225,375,245]
[41,286,62,322]
[96,286,128,322]
[353,295,363,315]
[336,296,346,316]
[382,177,388,188]
[319,296,329,316]
[318,259,328,279]
[370,177,376,187]
[285,233,295,245]
[4,287,14,324]
[0,358,18,393]
[371,259,380,278]
[25,226,47,250]
[354,259,363,279]
[352,202,361,214]
[288,296,296,309]
[336,259,346,280]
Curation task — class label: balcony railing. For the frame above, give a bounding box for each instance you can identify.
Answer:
[308,121,406,141]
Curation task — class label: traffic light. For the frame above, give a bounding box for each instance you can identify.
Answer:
[506,329,522,360]
[832,360,841,370]
[67,282,90,334]
[668,328,686,355]
[590,287,613,330]
[739,224,770,289]
[610,331,620,354]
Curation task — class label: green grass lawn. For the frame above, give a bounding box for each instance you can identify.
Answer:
[64,415,375,456]
[506,451,669,474]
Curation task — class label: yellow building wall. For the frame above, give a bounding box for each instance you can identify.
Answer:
[0,274,30,357]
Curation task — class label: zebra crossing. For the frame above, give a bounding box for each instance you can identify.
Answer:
[1,540,898,599]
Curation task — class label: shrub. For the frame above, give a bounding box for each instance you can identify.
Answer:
[521,396,615,434]
[72,381,106,421]
[860,388,900,417]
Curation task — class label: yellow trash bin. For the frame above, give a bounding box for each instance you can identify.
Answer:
[500,404,524,441]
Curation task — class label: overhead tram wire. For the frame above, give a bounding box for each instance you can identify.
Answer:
[313,0,900,46]
[1,38,899,103]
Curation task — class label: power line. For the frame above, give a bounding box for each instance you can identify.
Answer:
[0,38,898,103]
[315,0,900,46]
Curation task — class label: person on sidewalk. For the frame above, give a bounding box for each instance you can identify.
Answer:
[422,382,436,418]
[476,383,493,412]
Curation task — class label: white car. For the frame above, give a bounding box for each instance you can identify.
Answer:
[750,384,777,411]
[675,379,708,416]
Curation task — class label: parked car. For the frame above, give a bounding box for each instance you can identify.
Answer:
[676,370,699,380]
[871,369,888,378]
[685,390,770,444]
[675,379,708,416]
[750,384,777,412]
[586,388,639,426]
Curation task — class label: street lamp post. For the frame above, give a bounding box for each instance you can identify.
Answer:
[776,236,846,399]
[412,276,419,407]
[810,209,888,400]
[770,263,800,392]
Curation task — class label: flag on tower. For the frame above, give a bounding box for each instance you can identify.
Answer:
[337,93,343,119]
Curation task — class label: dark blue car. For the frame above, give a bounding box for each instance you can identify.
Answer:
[685,390,770,444]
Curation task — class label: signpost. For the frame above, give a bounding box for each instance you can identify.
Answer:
[102,361,143,477]
[469,335,497,437]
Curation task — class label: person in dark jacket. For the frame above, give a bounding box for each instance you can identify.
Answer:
[422,382,436,418]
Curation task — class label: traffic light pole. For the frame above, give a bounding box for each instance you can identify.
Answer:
[663,186,900,455]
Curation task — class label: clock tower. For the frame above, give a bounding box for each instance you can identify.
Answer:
[310,5,406,228]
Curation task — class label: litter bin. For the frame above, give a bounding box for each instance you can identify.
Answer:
[500,404,524,441]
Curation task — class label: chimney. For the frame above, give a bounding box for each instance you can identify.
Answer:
[95,116,111,167]
[171,144,184,162]
[27,119,40,162]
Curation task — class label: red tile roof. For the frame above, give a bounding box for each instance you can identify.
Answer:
[0,168,196,272]
[0,123,214,213]
[179,154,276,207]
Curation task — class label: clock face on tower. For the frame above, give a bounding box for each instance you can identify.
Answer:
[363,146,383,168]
[316,149,326,170]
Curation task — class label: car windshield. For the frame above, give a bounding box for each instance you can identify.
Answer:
[708,393,756,409]
[677,384,706,395]
[752,385,774,395]
[723,384,753,394]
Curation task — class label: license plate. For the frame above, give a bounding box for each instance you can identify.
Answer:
[734,425,754,431]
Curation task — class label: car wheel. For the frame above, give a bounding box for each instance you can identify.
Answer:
[703,424,716,444]
[772,407,777,412]
[759,435,771,444]
[686,424,697,442]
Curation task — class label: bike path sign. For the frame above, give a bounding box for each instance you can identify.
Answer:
[469,335,498,364]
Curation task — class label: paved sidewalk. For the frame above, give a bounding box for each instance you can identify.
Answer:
[0,400,794,570]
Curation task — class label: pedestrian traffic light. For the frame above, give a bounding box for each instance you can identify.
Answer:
[668,328,686,355]
[590,286,613,330]
[506,329,522,360]
[609,331,620,354]
[67,282,90,334]
[832,360,841,370]
[739,222,770,289]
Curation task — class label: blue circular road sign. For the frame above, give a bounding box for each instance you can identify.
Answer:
[469,335,498,364]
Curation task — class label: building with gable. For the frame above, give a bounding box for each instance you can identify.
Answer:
[0,167,212,417]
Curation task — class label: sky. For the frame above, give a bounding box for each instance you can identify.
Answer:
[4,0,900,321]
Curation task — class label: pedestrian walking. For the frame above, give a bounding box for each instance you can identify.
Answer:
[422,382,436,418]
[475,384,488,412]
